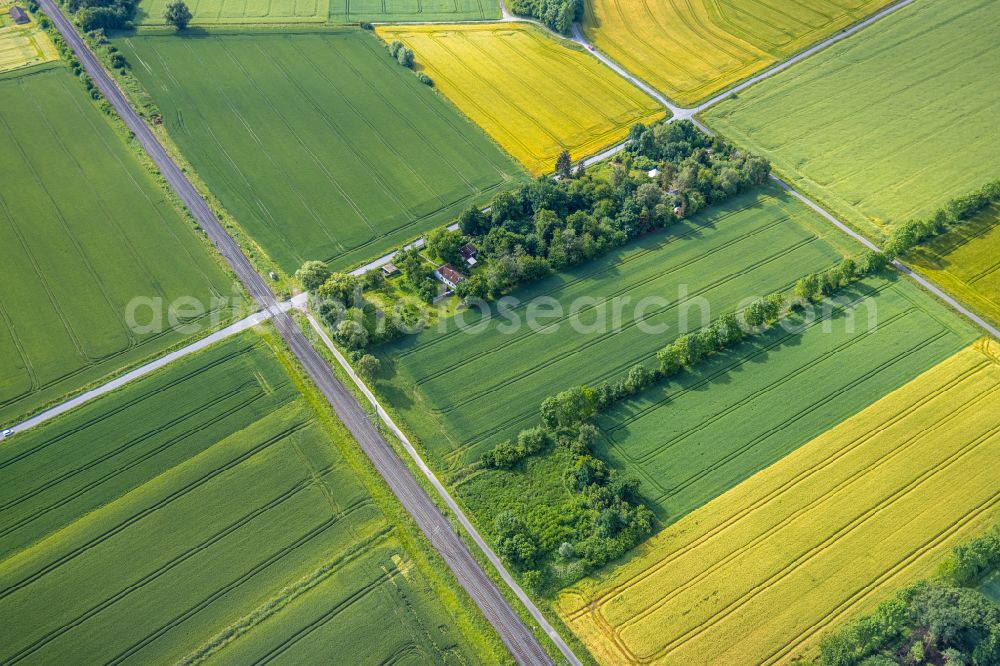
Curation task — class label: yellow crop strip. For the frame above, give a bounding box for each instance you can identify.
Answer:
[558,339,1000,665]
[0,0,57,74]
[376,24,666,176]
[582,0,891,106]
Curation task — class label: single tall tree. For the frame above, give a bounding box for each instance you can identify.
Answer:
[555,150,572,179]
[164,0,192,29]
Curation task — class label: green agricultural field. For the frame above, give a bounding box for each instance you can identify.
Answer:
[907,204,1000,328]
[116,30,523,273]
[376,184,860,475]
[136,0,498,26]
[330,0,500,23]
[0,331,489,664]
[704,0,1000,240]
[595,275,978,523]
[0,64,237,429]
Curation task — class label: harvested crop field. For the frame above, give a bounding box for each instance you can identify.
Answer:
[906,204,1000,328]
[704,0,1000,239]
[0,331,484,664]
[0,64,236,428]
[116,30,523,273]
[0,1,57,73]
[330,0,499,23]
[582,0,890,106]
[596,274,978,523]
[377,185,859,473]
[376,24,667,175]
[559,339,1000,665]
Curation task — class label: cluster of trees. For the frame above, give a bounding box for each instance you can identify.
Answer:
[384,40,433,85]
[883,180,1000,259]
[442,120,771,302]
[386,39,414,68]
[296,260,421,353]
[68,0,139,30]
[626,120,772,216]
[485,407,655,590]
[509,0,582,34]
[820,524,1000,665]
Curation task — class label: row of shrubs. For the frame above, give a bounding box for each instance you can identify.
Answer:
[883,179,1000,259]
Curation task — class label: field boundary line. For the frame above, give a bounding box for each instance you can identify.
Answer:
[301,306,582,666]
[2,295,306,440]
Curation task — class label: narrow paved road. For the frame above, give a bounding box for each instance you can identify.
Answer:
[3,296,303,437]
[37,1,557,662]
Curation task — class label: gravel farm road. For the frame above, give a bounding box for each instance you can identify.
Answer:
[36,0,560,662]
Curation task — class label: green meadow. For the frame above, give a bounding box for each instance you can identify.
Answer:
[0,64,236,428]
[0,331,488,664]
[704,0,1000,240]
[117,30,523,273]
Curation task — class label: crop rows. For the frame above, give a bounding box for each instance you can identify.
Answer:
[596,276,977,522]
[0,333,481,664]
[378,186,857,472]
[559,339,1000,664]
[907,203,1000,328]
[705,0,1000,239]
[377,24,666,175]
[581,0,890,106]
[117,31,523,273]
[0,65,235,427]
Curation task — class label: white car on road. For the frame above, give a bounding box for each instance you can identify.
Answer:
[1,429,13,439]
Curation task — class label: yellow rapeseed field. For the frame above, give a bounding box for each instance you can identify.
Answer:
[376,24,666,175]
[558,339,1000,665]
[582,0,890,106]
[0,1,57,73]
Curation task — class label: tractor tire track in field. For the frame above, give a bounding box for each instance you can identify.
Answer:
[640,422,1000,662]
[610,382,1000,637]
[36,2,563,661]
[639,313,945,503]
[567,355,996,619]
[0,386,279,547]
[0,422,309,602]
[763,485,1000,665]
[4,481,369,664]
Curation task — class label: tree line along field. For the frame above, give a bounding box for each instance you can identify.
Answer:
[375,184,859,476]
[376,24,667,175]
[136,0,498,25]
[595,274,979,524]
[906,204,1000,328]
[559,338,1000,665]
[581,0,891,107]
[0,331,487,665]
[115,30,523,274]
[0,1,58,73]
[704,0,1000,241]
[0,64,237,429]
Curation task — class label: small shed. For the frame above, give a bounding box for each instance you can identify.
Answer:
[647,168,660,179]
[381,263,399,278]
[434,264,466,289]
[459,243,478,267]
[10,6,29,23]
